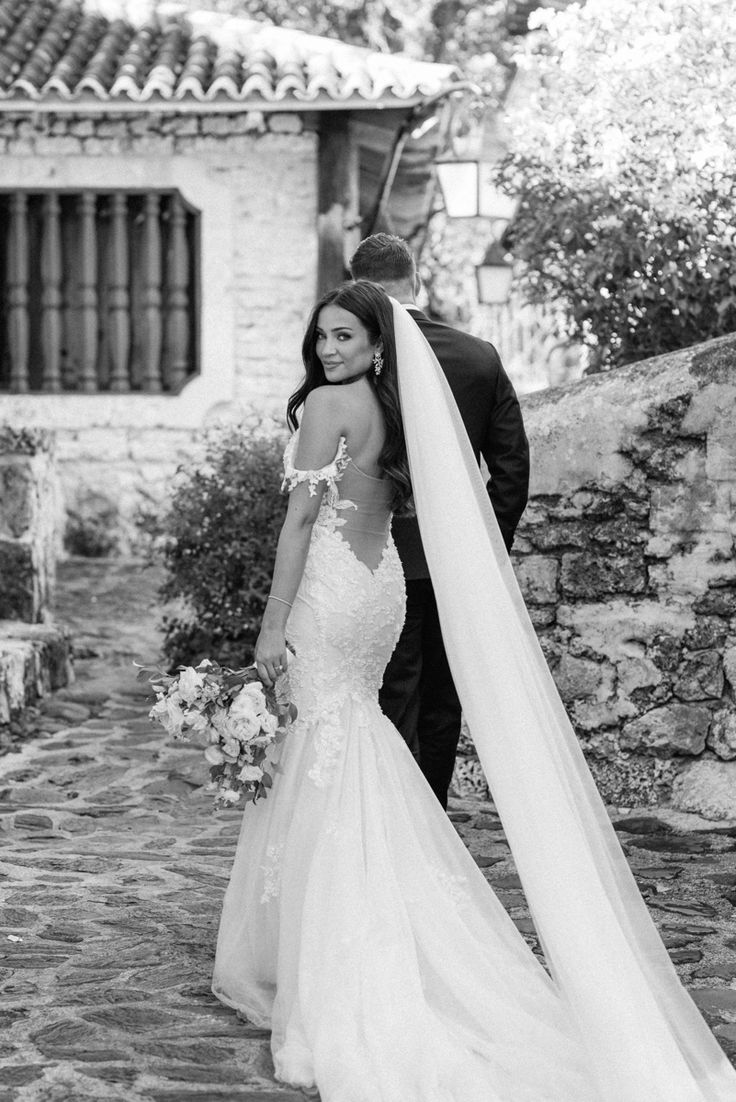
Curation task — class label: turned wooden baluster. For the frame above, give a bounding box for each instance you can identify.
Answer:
[41,193,63,393]
[77,192,99,393]
[7,193,30,393]
[141,193,162,393]
[165,192,189,391]
[108,192,130,393]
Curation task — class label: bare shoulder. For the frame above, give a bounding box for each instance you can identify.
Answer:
[302,383,367,434]
[303,384,348,418]
[297,386,354,468]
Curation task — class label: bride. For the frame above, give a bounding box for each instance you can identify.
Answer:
[212,281,736,1101]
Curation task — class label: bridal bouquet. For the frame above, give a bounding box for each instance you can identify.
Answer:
[143,659,296,808]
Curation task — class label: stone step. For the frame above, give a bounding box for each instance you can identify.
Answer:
[0,620,72,724]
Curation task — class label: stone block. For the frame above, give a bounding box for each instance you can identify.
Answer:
[554,653,614,702]
[68,118,95,137]
[723,646,736,692]
[0,621,72,723]
[0,460,34,538]
[650,477,716,534]
[682,380,736,432]
[130,134,175,156]
[621,703,710,756]
[616,655,662,695]
[523,520,588,552]
[674,651,724,701]
[267,113,303,134]
[94,120,130,139]
[558,600,694,662]
[694,585,736,617]
[33,136,83,156]
[163,115,200,137]
[707,710,736,761]
[513,555,559,604]
[649,534,736,597]
[560,552,647,599]
[83,138,126,156]
[707,420,736,482]
[649,633,682,673]
[672,759,736,821]
[683,618,728,651]
[0,541,37,621]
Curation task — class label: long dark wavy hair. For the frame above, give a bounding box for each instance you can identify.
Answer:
[287,280,412,511]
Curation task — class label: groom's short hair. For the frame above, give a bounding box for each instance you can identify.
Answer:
[349,233,417,284]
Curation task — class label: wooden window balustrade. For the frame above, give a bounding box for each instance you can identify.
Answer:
[0,189,199,394]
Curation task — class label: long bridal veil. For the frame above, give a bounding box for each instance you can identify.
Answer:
[391,299,736,1102]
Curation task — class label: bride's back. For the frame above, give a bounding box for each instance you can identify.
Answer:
[329,384,393,572]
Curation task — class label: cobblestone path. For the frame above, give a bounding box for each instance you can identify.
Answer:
[1,559,736,1101]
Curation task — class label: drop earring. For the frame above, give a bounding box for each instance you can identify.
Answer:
[372,349,384,376]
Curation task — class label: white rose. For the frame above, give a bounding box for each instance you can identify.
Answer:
[221,737,241,763]
[242,681,268,706]
[230,683,264,718]
[204,744,224,765]
[238,763,263,784]
[259,711,278,737]
[150,695,186,737]
[233,713,262,742]
[186,711,209,735]
[212,710,239,740]
[220,788,241,804]
[177,666,205,704]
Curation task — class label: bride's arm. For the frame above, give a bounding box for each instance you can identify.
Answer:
[254,388,347,685]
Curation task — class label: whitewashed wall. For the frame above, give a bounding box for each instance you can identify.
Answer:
[0,111,318,548]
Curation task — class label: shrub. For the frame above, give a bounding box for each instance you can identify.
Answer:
[64,503,119,558]
[500,0,736,370]
[499,171,736,371]
[156,428,288,669]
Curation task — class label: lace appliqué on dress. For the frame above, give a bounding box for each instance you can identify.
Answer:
[435,869,470,910]
[281,432,350,499]
[260,843,285,905]
[307,707,344,790]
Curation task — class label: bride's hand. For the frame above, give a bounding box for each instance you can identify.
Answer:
[254,625,289,687]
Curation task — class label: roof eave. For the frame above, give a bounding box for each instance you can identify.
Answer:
[0,91,438,115]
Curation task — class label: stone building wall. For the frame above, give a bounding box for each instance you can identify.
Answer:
[0,427,70,722]
[0,427,59,622]
[0,110,318,550]
[463,333,735,818]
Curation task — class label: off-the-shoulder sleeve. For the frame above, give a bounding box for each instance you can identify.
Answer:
[281,431,350,496]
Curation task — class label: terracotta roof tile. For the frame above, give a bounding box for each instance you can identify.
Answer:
[0,0,456,107]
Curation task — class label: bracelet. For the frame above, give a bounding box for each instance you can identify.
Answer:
[267,594,293,609]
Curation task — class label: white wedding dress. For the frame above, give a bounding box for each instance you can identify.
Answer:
[213,302,736,1101]
[212,432,594,1100]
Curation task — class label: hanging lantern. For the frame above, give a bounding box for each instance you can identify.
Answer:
[476,240,513,305]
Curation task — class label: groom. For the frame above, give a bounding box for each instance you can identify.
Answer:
[349,233,530,809]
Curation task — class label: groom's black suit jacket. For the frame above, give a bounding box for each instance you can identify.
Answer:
[394,308,529,579]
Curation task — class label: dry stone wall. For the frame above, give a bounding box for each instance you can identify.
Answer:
[489,334,735,818]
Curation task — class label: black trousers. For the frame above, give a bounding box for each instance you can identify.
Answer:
[378,578,462,810]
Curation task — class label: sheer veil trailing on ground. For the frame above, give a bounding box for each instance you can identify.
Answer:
[391,299,736,1102]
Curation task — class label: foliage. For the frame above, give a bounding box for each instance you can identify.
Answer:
[156,429,287,670]
[499,165,736,369]
[64,506,119,558]
[190,0,567,71]
[500,0,736,369]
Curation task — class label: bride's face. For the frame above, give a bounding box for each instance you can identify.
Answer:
[315,305,380,385]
